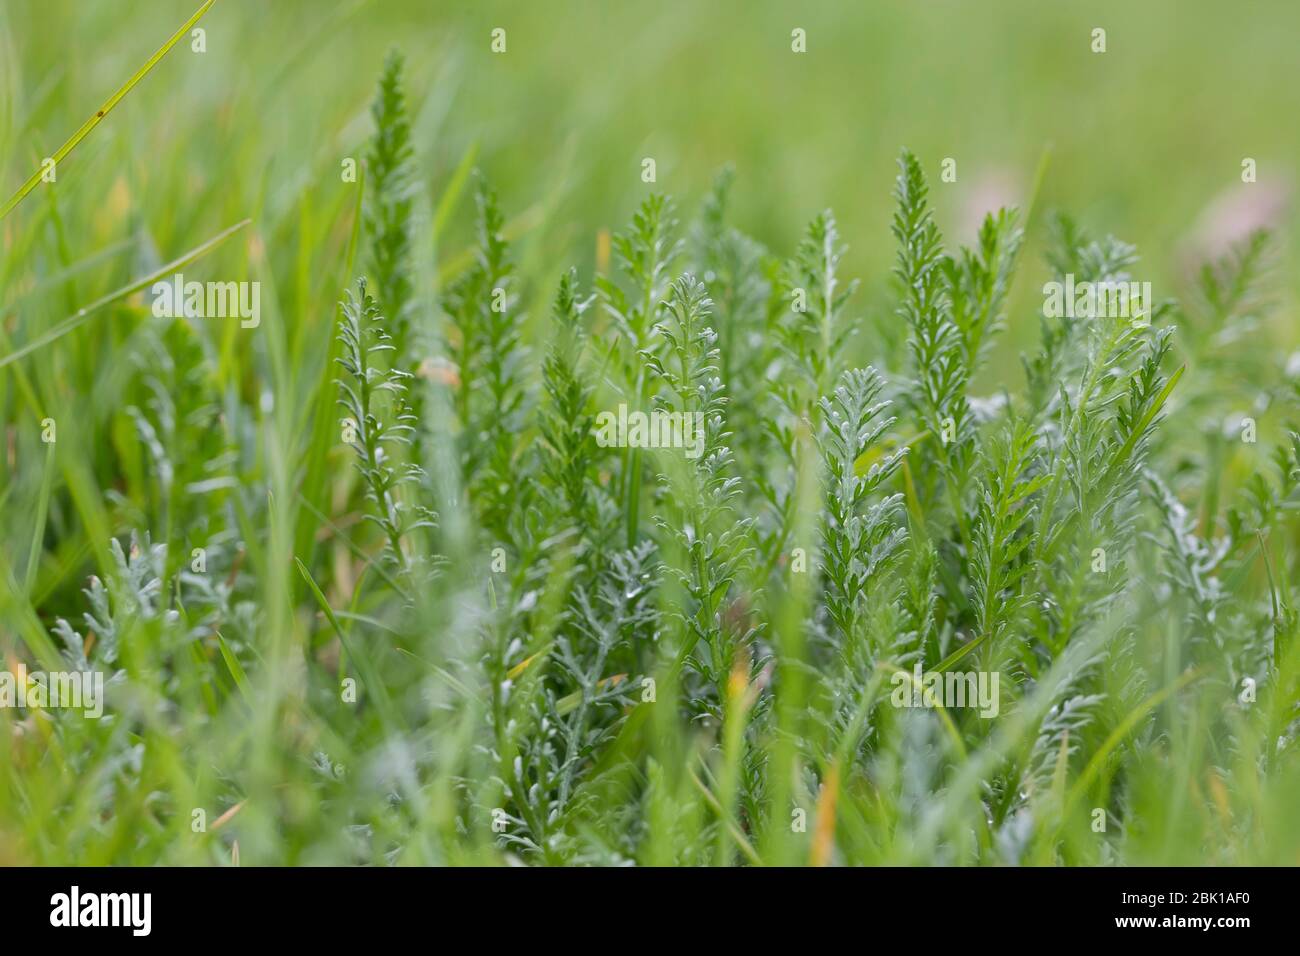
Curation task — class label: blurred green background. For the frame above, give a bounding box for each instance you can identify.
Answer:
[3,0,1296,369]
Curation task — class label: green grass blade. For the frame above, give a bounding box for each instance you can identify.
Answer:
[1112,363,1186,469]
[431,139,479,244]
[217,632,253,703]
[21,440,56,595]
[934,633,986,673]
[0,0,218,221]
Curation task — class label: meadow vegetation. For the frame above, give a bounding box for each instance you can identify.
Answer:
[1,2,1298,866]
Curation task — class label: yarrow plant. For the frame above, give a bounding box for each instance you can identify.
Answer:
[2,38,1298,871]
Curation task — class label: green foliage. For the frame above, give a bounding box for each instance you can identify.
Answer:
[817,367,906,648]
[366,50,417,359]
[4,35,1299,867]
[336,277,434,582]
[644,275,757,708]
[442,177,527,542]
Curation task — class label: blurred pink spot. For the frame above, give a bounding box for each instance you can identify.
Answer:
[1182,176,1291,270]
[959,169,1021,242]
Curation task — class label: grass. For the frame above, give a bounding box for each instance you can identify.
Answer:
[1,2,1298,867]
[0,0,218,221]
